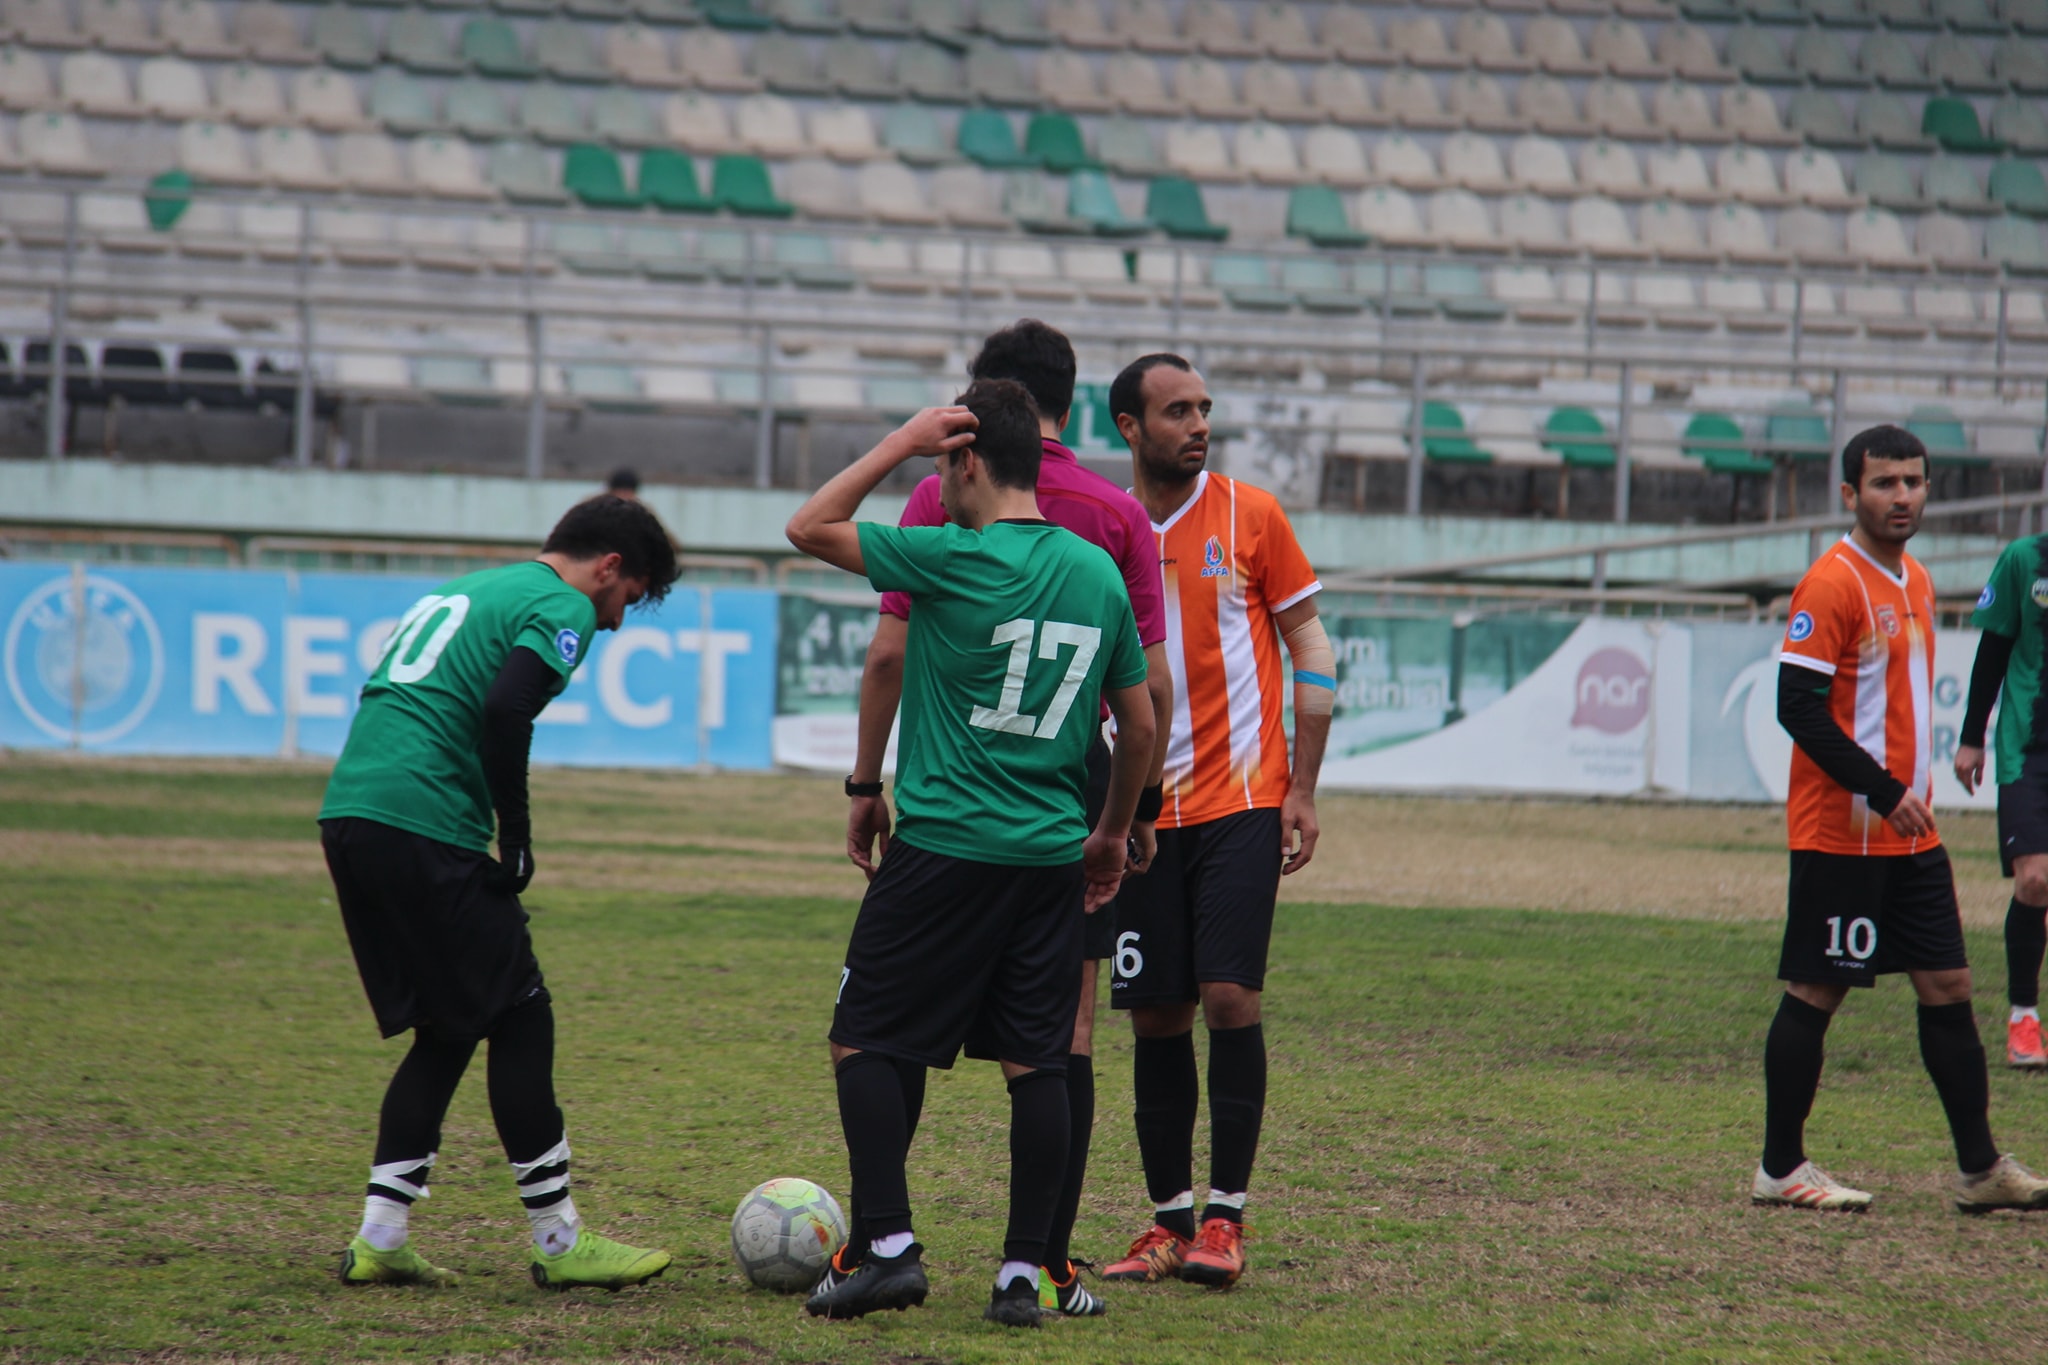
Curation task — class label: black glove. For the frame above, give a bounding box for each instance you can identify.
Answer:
[486,843,534,896]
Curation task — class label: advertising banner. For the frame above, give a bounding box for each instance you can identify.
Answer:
[0,563,778,769]
[770,590,899,773]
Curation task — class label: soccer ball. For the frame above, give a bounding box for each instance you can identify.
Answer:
[729,1177,847,1292]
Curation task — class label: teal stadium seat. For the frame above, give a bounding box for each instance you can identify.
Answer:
[1285,184,1368,248]
[1683,412,1771,475]
[1212,253,1292,310]
[463,17,538,78]
[369,67,439,134]
[699,0,774,29]
[1991,159,2048,217]
[1282,256,1367,314]
[1146,176,1228,240]
[1414,402,1493,464]
[1908,403,1980,462]
[957,108,1034,167]
[563,143,642,207]
[1025,112,1095,172]
[1068,168,1147,235]
[1761,401,1832,462]
[881,102,950,164]
[1541,407,1616,468]
[1988,212,2048,271]
[713,154,794,215]
[1923,96,2003,153]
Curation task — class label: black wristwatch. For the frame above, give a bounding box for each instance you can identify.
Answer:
[845,776,884,798]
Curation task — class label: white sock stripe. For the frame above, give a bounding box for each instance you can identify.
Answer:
[517,1172,572,1199]
[511,1137,571,1179]
[1205,1188,1247,1209]
[362,1195,410,1227]
[367,1159,434,1201]
[1154,1190,1195,1213]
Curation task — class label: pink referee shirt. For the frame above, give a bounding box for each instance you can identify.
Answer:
[878,437,1167,649]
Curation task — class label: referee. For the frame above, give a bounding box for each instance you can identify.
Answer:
[786,380,1156,1327]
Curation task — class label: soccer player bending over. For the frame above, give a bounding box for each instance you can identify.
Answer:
[1757,426,2048,1214]
[786,381,1156,1327]
[1955,529,2048,1069]
[321,495,682,1289]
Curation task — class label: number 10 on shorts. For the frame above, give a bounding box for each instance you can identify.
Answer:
[1825,916,1877,961]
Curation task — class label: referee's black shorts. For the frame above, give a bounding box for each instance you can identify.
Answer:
[832,838,1084,1073]
[1778,847,1968,988]
[321,816,549,1041]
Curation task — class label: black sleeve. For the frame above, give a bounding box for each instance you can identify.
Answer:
[1777,660,1908,817]
[480,646,559,849]
[1962,631,2016,749]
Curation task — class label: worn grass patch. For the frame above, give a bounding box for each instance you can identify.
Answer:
[3,755,2047,1363]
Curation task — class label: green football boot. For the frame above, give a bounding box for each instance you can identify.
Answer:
[528,1229,673,1292]
[338,1236,460,1287]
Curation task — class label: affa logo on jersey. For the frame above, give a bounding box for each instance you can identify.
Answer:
[1876,604,1899,637]
[1979,583,1997,610]
[2031,577,2048,609]
[555,628,581,663]
[1200,535,1229,578]
[1786,611,1816,643]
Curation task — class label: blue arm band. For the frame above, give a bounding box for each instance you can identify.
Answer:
[1293,671,1336,691]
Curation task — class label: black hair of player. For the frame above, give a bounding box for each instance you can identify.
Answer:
[543,495,681,605]
[1840,425,1929,489]
[1108,353,1193,431]
[968,319,1076,428]
[606,466,641,493]
[957,378,1044,491]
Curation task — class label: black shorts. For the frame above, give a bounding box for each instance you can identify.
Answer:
[1778,847,1969,987]
[1082,734,1115,962]
[1110,808,1282,1009]
[1997,751,2048,877]
[321,817,549,1041]
[832,839,1084,1072]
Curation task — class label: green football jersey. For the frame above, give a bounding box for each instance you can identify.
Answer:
[859,518,1148,866]
[320,562,595,851]
[1973,534,2048,785]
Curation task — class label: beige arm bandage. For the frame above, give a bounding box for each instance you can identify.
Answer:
[1283,614,1336,717]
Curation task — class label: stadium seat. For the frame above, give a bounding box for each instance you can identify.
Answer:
[519,83,588,143]
[1994,35,2048,93]
[238,2,313,64]
[1586,76,1654,139]
[1728,25,1796,83]
[1654,80,1725,142]
[881,101,951,163]
[365,68,437,134]
[1520,73,1595,136]
[1719,86,1797,145]
[488,139,569,203]
[1414,402,1494,464]
[911,0,970,45]
[317,204,404,267]
[713,153,793,215]
[1569,195,1647,257]
[386,10,461,74]
[679,29,762,91]
[59,51,136,117]
[639,146,715,211]
[1860,91,1936,149]
[663,92,739,156]
[1924,96,2004,152]
[1942,0,2008,31]
[1788,89,1862,147]
[564,142,643,207]
[1872,0,1939,26]
[607,23,679,87]
[1907,403,1974,458]
[1373,132,1440,190]
[1447,71,1518,133]
[1354,184,1426,245]
[1916,282,1992,337]
[1684,412,1771,475]
[258,125,342,189]
[1927,34,2001,93]
[1301,124,1369,187]
[1024,112,1094,172]
[1308,62,1378,126]
[1542,407,1617,467]
[899,42,966,101]
[1212,253,1291,310]
[1237,121,1301,184]
[1647,143,1716,202]
[1187,0,1257,56]
[1663,22,1734,81]
[554,221,629,275]
[623,225,705,283]
[2007,0,2048,34]
[811,103,882,160]
[850,158,935,223]
[1640,198,1711,259]
[1164,121,1234,180]
[1708,200,1784,260]
[4,0,81,47]
[20,110,99,175]
[310,7,378,69]
[1286,183,1366,245]
[1388,13,1461,69]
[931,161,1007,225]
[1785,147,1861,209]
[1429,262,1509,321]
[1918,208,1989,268]
[1861,30,1931,88]
[137,56,209,120]
[1715,144,1789,205]
[734,93,806,157]
[1781,204,1856,264]
[1427,189,1498,250]
[979,0,1052,43]
[1591,17,1665,78]
[1382,67,1455,130]
[1580,138,1648,198]
[699,0,772,28]
[1992,159,2048,217]
[1282,255,1367,313]
[161,0,236,58]
[536,19,608,83]
[168,194,243,257]
[1492,262,1576,322]
[776,232,858,288]
[1108,53,1183,116]
[1637,270,1718,329]
[1047,0,1116,48]
[1066,167,1143,234]
[1249,0,1318,60]
[411,133,493,198]
[1808,0,1875,26]
[592,87,662,147]
[0,49,47,114]
[1245,59,1312,121]
[1442,131,1510,193]
[1036,47,1110,111]
[179,119,259,184]
[1005,170,1086,231]
[1794,29,1862,85]
[1526,16,1598,75]
[1856,150,1928,210]
[844,0,913,37]
[1760,401,1832,462]
[1927,156,1996,214]
[1500,193,1568,252]
[1321,4,1381,61]
[1846,204,1918,262]
[958,108,1033,167]
[448,78,515,138]
[78,0,156,52]
[1994,95,2048,154]
[966,41,1034,106]
[336,131,410,194]
[1510,133,1577,194]
[771,0,841,30]
[1457,11,1531,71]
[1147,175,1227,239]
[989,240,1075,299]
[753,33,827,95]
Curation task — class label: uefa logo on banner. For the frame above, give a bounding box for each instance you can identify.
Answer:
[4,572,165,744]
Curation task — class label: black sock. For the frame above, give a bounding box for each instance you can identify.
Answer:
[835,1052,913,1243]
[1204,1022,1266,1224]
[1761,993,1831,1180]
[841,1056,925,1265]
[1919,1000,2000,1176]
[2007,899,2047,1009]
[1042,1053,1093,1271]
[1002,1069,1070,1267]
[1133,1030,1198,1240]
[371,1026,476,1193]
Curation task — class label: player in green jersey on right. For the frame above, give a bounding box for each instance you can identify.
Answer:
[1958,534,2048,1068]
[320,494,680,1292]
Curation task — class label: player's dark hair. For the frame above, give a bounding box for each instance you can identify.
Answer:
[1108,353,1193,432]
[606,466,641,493]
[968,319,1076,428]
[957,378,1043,491]
[1841,425,1929,489]
[542,495,681,605]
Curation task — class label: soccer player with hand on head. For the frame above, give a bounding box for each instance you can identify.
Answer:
[321,495,682,1291]
[837,319,1172,1320]
[1955,529,2048,1068]
[1757,426,2048,1215]
[1100,354,1335,1290]
[787,381,1156,1328]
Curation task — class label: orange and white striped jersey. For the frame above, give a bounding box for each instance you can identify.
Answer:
[1149,471,1321,829]
[1780,535,1939,856]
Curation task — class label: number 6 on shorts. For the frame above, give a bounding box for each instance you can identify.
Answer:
[1115,931,1143,981]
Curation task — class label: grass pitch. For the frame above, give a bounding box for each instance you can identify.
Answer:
[6,757,2048,1364]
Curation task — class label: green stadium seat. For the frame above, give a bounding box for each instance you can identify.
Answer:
[447,77,515,138]
[387,9,465,73]
[1282,256,1367,313]
[774,232,858,288]
[1908,402,1979,461]
[1068,168,1147,236]
[1414,402,1493,464]
[1213,253,1292,310]
[625,224,708,281]
[143,167,191,231]
[564,142,643,207]
[1025,112,1095,172]
[1991,159,2048,217]
[1542,407,1616,468]
[462,17,538,78]
[1146,176,1228,240]
[712,153,793,215]
[1425,262,1507,322]
[369,67,440,134]
[1760,401,1832,462]
[1988,212,2048,271]
[881,102,950,164]
[1682,412,1771,475]
[488,139,569,203]
[1285,184,1367,248]
[957,108,1034,167]
[593,86,664,147]
[1995,34,2048,94]
[699,0,773,28]
[1923,96,2003,153]
[312,6,379,69]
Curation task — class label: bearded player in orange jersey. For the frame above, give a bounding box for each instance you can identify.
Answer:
[1755,424,2048,1215]
[1097,354,1335,1289]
